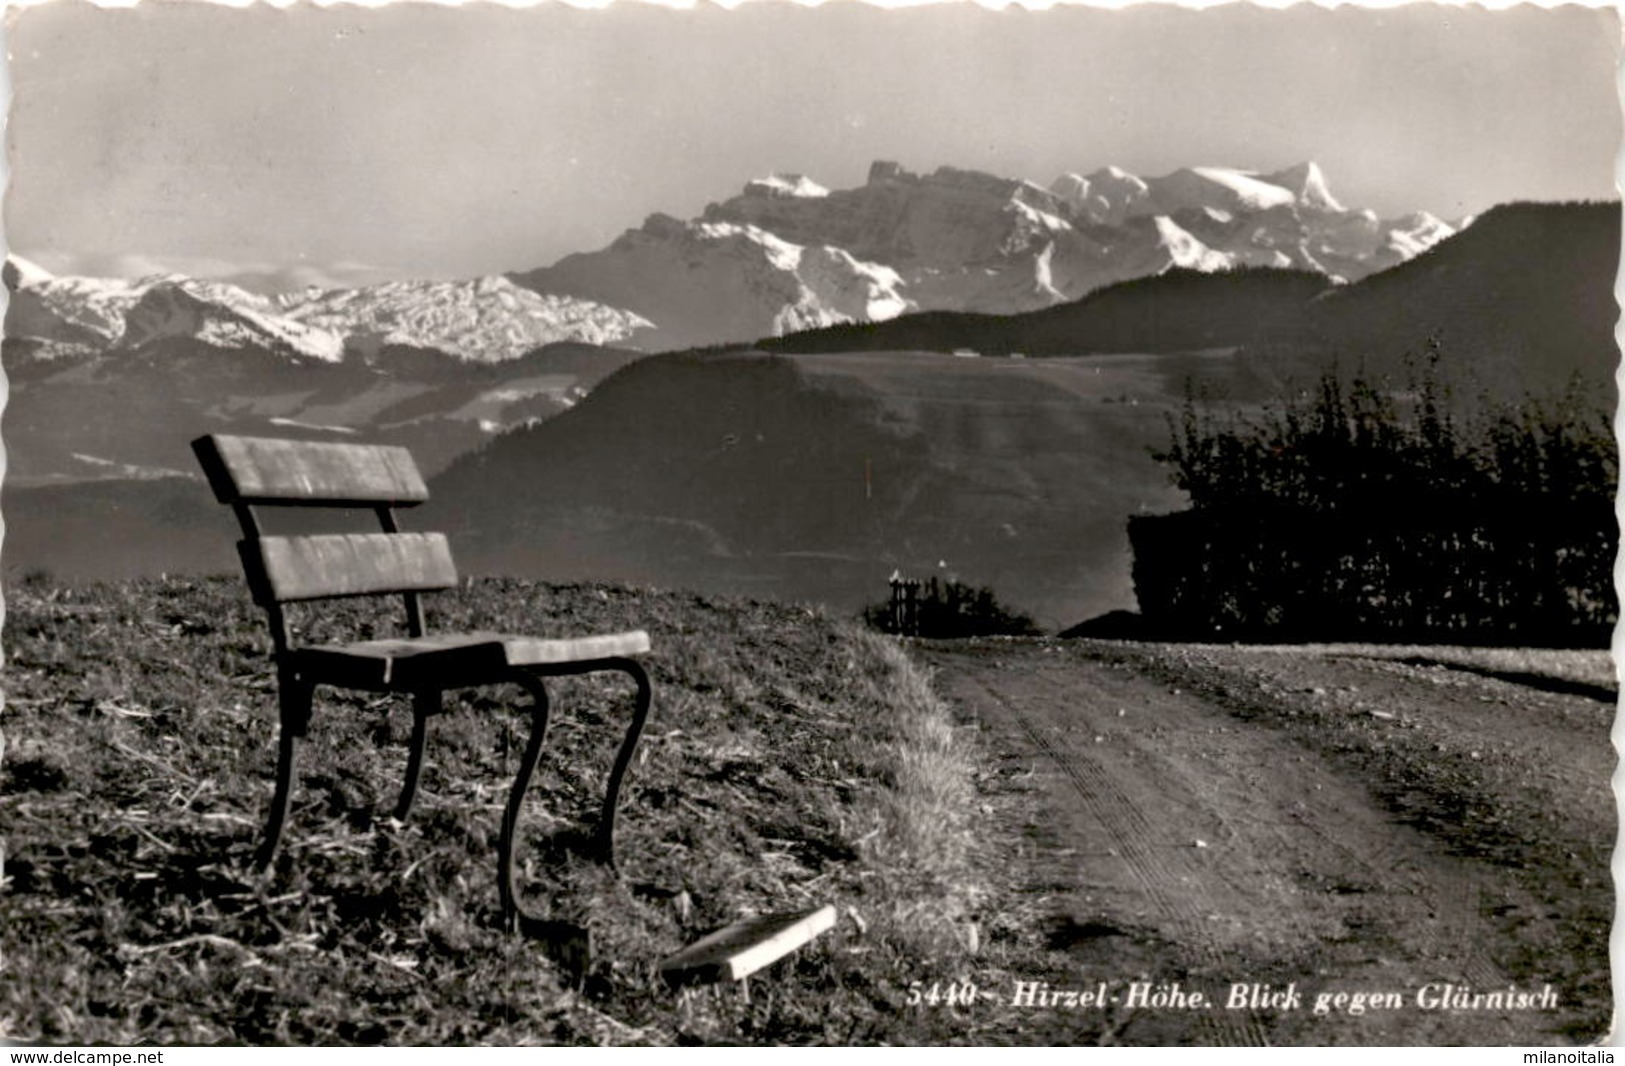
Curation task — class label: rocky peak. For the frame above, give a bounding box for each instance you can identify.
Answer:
[1263,161,1344,213]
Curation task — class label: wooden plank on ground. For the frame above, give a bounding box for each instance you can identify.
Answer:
[659,904,837,988]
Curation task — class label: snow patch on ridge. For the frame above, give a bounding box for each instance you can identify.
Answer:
[1011,199,1073,236]
[1264,161,1344,213]
[745,174,830,199]
[283,275,652,362]
[120,278,347,362]
[1151,217,1234,272]
[4,254,56,289]
[1149,167,1297,216]
[1383,211,1455,259]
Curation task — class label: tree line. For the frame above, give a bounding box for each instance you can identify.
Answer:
[1132,353,1616,644]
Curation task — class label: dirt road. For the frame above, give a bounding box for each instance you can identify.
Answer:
[916,640,1614,1046]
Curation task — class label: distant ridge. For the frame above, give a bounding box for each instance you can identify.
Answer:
[1294,200,1621,397]
[760,267,1333,356]
[763,200,1619,400]
[421,347,1195,627]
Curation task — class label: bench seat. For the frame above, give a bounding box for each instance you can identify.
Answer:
[294,630,653,691]
[192,433,655,934]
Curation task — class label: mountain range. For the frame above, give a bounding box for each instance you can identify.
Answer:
[6,160,1457,372]
[3,256,658,485]
[2,158,1613,628]
[513,160,1460,350]
[4,259,653,366]
[4,158,1460,489]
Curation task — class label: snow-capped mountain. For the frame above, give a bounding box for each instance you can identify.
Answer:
[1052,161,1451,280]
[5,260,347,359]
[1050,165,1152,226]
[514,213,911,353]
[5,261,154,354]
[2,256,657,488]
[5,260,652,364]
[121,277,346,362]
[275,275,653,362]
[513,160,1460,350]
[9,160,1460,361]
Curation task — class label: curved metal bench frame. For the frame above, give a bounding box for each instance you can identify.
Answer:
[193,433,653,932]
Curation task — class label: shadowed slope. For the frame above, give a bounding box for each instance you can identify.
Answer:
[1290,201,1621,398]
[762,202,1620,402]
[760,268,1332,356]
[427,349,1208,629]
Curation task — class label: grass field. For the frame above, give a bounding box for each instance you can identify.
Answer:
[0,575,985,1045]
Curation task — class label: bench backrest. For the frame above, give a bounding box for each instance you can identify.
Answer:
[192,434,456,641]
[194,434,431,508]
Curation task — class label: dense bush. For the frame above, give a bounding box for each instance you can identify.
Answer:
[1135,356,1617,644]
[1157,352,1614,515]
[865,576,1041,638]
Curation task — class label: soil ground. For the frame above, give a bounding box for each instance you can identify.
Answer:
[915,639,1614,1046]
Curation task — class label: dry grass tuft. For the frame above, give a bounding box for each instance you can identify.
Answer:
[841,634,981,957]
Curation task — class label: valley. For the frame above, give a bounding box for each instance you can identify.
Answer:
[5,343,1249,627]
[3,340,648,488]
[429,347,1220,629]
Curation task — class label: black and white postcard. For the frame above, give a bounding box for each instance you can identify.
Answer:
[0,0,1617,1048]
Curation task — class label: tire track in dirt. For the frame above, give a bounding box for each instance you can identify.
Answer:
[1011,662,1511,996]
[971,675,1267,1046]
[924,643,1551,1045]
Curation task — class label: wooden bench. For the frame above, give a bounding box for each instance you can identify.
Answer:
[192,433,653,931]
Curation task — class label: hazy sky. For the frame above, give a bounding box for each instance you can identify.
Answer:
[4,1,1619,288]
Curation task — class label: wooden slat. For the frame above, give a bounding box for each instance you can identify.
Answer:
[242,533,458,604]
[500,630,652,666]
[660,905,838,988]
[293,630,652,689]
[193,434,428,506]
[295,633,510,690]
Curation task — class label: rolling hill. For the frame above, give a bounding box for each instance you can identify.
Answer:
[759,267,1334,360]
[1290,200,1620,399]
[422,348,1254,629]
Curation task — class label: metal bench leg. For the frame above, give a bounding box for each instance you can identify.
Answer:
[596,659,653,869]
[499,674,552,933]
[256,676,313,871]
[394,689,439,821]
